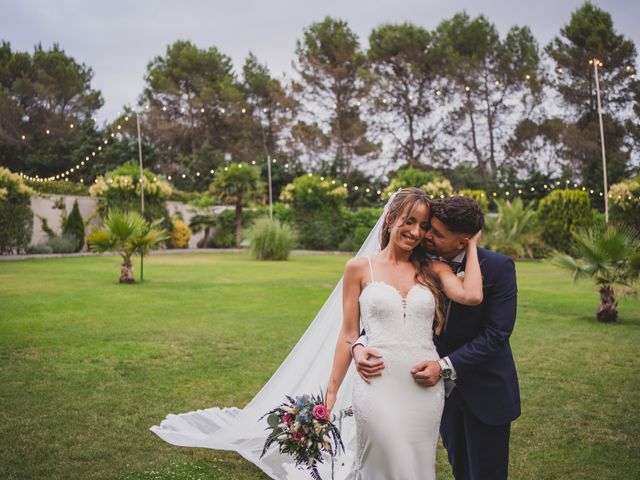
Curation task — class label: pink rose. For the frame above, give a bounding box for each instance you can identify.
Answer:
[312,404,329,421]
[292,432,303,441]
[282,413,293,424]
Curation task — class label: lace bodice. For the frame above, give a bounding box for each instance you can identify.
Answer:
[358,258,438,357]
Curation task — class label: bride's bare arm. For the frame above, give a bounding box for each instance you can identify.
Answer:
[433,232,483,306]
[325,257,364,413]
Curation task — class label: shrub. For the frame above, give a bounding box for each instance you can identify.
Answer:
[383,168,443,198]
[168,219,192,249]
[341,207,382,251]
[26,180,89,196]
[0,168,35,254]
[46,234,79,253]
[62,200,85,252]
[609,177,640,231]
[483,198,541,259]
[28,234,79,254]
[537,190,597,253]
[423,179,454,200]
[281,175,347,250]
[169,189,200,203]
[26,242,53,254]
[255,203,294,224]
[248,218,295,260]
[89,161,172,225]
[458,189,489,212]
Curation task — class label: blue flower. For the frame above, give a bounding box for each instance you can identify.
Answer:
[295,395,311,409]
[296,412,310,424]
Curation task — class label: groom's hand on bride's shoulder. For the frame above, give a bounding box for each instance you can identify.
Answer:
[411,360,440,387]
[353,345,384,384]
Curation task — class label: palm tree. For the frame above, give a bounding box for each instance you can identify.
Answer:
[550,225,640,322]
[189,213,217,248]
[209,163,263,247]
[483,198,540,259]
[87,211,168,283]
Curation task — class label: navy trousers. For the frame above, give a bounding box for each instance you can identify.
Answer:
[440,389,511,480]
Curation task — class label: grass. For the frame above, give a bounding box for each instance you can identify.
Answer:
[0,253,638,480]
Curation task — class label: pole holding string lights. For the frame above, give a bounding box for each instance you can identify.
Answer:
[590,58,609,224]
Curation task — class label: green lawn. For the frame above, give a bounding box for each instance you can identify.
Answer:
[0,253,638,480]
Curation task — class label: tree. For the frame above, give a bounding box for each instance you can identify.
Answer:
[0,42,103,177]
[367,23,442,167]
[209,163,263,247]
[87,210,168,283]
[294,17,378,175]
[189,213,217,248]
[545,2,638,187]
[140,40,252,186]
[550,224,640,322]
[242,53,296,163]
[432,13,544,179]
[62,199,85,252]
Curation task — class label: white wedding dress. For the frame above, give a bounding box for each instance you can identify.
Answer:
[150,192,442,479]
[351,257,444,480]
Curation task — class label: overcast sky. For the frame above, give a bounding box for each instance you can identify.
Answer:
[2,0,638,123]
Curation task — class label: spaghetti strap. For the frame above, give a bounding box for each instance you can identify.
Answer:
[366,256,375,282]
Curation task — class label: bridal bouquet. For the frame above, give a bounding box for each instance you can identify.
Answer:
[260,392,353,480]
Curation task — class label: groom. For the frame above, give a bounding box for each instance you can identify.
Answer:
[353,196,520,480]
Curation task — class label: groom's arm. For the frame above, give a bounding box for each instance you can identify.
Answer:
[447,257,517,378]
[350,330,367,358]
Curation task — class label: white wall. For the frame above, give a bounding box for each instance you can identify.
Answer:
[29,195,229,250]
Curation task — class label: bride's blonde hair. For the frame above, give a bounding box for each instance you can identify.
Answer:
[380,188,446,335]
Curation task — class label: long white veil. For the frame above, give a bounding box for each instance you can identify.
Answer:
[150,198,392,479]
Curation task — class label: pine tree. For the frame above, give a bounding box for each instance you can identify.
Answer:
[62,200,85,252]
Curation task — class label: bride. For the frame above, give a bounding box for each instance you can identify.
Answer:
[325,188,482,479]
[150,187,481,480]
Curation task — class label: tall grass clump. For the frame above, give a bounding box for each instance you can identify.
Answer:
[248,218,295,260]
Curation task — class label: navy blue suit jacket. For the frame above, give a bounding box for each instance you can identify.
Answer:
[435,247,521,426]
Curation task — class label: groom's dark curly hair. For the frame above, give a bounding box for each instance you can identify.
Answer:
[431,196,484,236]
